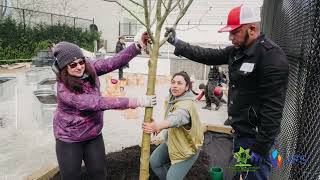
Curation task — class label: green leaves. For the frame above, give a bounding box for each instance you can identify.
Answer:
[234,146,251,165]
[0,17,100,62]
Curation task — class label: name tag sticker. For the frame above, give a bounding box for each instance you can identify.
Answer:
[240,63,255,73]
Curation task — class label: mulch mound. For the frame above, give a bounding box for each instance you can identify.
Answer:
[103,145,211,180]
[61,145,212,180]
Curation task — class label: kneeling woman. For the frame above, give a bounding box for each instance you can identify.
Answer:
[52,34,156,180]
[143,71,204,180]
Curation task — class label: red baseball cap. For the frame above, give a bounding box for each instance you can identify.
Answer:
[218,5,261,33]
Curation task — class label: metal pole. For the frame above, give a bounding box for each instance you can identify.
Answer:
[22,9,26,29]
[0,1,3,19]
[51,14,53,26]
[73,17,76,29]
[119,21,121,36]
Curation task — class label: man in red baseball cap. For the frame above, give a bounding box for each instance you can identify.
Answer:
[165,4,289,180]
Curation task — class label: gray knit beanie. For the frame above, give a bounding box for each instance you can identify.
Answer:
[53,42,85,69]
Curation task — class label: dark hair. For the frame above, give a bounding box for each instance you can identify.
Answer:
[172,71,198,95]
[57,60,97,94]
[199,83,206,89]
[118,35,125,41]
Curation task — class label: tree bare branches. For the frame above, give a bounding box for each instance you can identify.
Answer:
[104,0,146,28]
[103,1,194,179]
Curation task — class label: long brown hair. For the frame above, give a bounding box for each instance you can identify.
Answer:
[57,60,97,93]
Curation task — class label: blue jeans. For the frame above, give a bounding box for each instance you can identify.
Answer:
[233,136,273,180]
[150,143,200,180]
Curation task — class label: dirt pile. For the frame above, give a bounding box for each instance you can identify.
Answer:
[52,145,211,180]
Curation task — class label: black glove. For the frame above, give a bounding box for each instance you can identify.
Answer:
[164,27,177,45]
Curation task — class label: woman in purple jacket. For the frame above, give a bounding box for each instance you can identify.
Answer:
[51,33,155,180]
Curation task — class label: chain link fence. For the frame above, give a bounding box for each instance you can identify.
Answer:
[262,0,320,179]
[0,5,94,29]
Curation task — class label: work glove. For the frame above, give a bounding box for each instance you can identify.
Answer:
[137,95,156,107]
[134,30,151,54]
[250,151,263,165]
[129,95,157,108]
[164,27,177,45]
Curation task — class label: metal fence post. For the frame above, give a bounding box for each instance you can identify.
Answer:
[119,21,121,36]
[51,14,53,26]
[22,9,26,29]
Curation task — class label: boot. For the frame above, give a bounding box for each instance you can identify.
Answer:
[215,103,222,111]
[202,105,212,110]
[224,118,232,126]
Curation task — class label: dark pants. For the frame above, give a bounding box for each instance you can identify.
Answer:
[119,67,124,79]
[205,80,220,107]
[56,134,106,180]
[232,136,273,180]
[119,63,129,79]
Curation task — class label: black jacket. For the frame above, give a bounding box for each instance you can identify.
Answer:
[173,34,289,156]
[116,41,129,68]
[116,41,125,53]
[208,66,221,81]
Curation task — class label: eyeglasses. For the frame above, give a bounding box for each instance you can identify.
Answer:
[68,59,85,69]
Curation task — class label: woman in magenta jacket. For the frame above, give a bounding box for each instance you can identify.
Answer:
[51,33,155,180]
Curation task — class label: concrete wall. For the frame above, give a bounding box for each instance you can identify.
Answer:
[70,0,121,52]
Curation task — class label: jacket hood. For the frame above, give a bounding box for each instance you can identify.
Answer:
[168,91,194,104]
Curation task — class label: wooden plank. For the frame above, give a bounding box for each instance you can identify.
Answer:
[7,64,26,70]
[202,123,233,135]
[23,164,59,180]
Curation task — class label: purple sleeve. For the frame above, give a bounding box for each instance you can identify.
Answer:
[92,44,140,76]
[58,84,132,111]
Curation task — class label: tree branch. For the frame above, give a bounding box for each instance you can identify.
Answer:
[150,1,157,27]
[160,0,168,11]
[156,0,172,29]
[128,0,144,8]
[173,0,193,29]
[142,0,155,43]
[104,0,146,28]
[160,0,194,46]
[170,0,182,12]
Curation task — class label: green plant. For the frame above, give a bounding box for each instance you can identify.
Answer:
[0,17,100,63]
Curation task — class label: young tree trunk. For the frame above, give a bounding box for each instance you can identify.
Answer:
[139,38,160,180]
[103,1,194,179]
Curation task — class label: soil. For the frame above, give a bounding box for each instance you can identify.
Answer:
[51,145,211,180]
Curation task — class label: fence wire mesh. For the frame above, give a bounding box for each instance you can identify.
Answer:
[0,5,93,29]
[262,0,320,179]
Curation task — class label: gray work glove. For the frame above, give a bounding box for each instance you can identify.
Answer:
[137,95,157,107]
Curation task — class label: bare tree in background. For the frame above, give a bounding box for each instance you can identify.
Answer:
[0,0,8,19]
[8,0,85,25]
[104,0,194,179]
[0,0,4,19]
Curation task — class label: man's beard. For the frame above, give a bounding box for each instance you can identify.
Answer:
[240,31,250,50]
